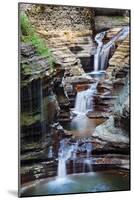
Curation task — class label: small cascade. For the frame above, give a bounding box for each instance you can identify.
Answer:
[94,26,129,71]
[85,142,93,172]
[74,82,98,114]
[57,140,74,179]
[72,142,78,173]
[58,157,66,178]
[57,139,94,178]
[82,142,93,173]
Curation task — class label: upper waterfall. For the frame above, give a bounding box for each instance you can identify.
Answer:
[94,26,129,71]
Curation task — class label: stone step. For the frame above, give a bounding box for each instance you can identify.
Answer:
[99,96,117,100]
[52,52,76,58]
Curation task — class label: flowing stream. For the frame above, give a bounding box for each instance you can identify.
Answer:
[58,140,74,179]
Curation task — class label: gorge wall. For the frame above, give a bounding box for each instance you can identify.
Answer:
[20,43,72,183]
[24,4,96,74]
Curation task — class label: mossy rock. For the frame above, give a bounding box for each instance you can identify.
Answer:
[21,113,41,126]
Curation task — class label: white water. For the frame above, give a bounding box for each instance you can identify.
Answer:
[74,82,98,114]
[86,144,93,172]
[57,139,94,179]
[72,142,78,173]
[58,158,66,178]
[94,26,129,71]
[57,140,75,178]
[94,31,106,71]
[82,142,93,173]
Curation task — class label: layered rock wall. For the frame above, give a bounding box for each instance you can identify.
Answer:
[21,4,96,75]
[20,43,71,184]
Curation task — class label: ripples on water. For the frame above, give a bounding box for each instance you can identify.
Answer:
[21,170,129,197]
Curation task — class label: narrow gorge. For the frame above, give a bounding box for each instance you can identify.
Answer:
[19,4,130,197]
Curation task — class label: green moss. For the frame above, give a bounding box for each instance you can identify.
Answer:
[21,64,33,75]
[20,14,54,68]
[21,113,41,126]
[20,14,34,36]
[113,16,126,21]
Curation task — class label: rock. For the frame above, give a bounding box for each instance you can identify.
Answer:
[107,36,130,79]
[20,42,72,182]
[26,5,94,32]
[75,84,89,92]
[86,111,109,119]
[21,43,36,57]
[95,16,129,32]
[21,5,96,75]
[93,116,129,144]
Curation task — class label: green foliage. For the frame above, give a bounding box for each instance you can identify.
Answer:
[20,14,54,67]
[20,14,34,36]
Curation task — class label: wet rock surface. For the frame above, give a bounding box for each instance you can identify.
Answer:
[20,43,73,184]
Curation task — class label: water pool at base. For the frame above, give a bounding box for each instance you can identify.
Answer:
[21,170,129,197]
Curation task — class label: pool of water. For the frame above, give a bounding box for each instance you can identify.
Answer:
[21,170,129,197]
[87,70,107,81]
[61,114,106,138]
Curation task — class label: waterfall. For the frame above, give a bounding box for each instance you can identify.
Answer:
[94,26,129,71]
[72,142,78,173]
[94,31,106,71]
[57,140,74,178]
[83,142,93,173]
[85,142,93,172]
[74,82,98,114]
[58,157,66,178]
[57,139,94,178]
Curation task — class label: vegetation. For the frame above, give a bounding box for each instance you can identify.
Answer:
[20,14,54,67]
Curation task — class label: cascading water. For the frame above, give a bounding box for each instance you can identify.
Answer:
[57,139,93,178]
[72,142,78,173]
[94,31,106,71]
[94,26,129,71]
[57,140,74,179]
[56,26,129,184]
[58,156,66,178]
[74,82,98,114]
[85,143,93,172]
[82,142,93,173]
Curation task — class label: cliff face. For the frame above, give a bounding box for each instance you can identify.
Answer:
[20,43,72,183]
[24,5,96,75]
[94,8,129,32]
[92,27,130,167]
[26,5,94,32]
[106,28,130,136]
[108,35,129,78]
